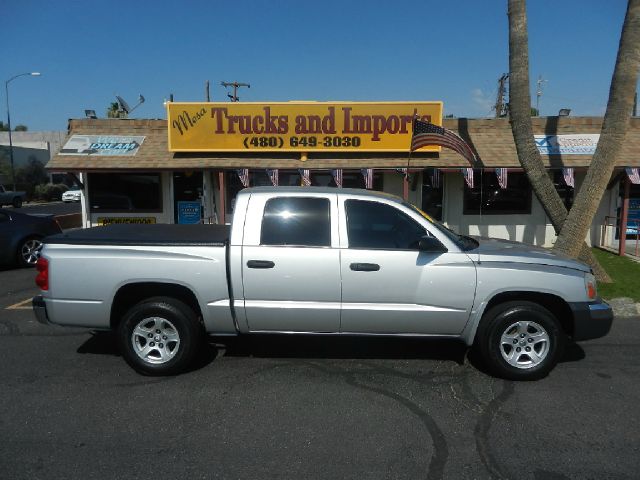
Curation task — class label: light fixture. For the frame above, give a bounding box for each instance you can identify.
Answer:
[84,109,97,119]
[558,108,571,116]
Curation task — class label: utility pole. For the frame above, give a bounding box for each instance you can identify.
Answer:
[634,92,637,116]
[535,75,548,115]
[494,73,509,118]
[205,80,210,102]
[221,81,250,102]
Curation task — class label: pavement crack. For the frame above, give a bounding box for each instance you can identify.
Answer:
[306,361,449,480]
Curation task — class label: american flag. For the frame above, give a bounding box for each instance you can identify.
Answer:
[361,168,373,189]
[411,119,477,165]
[237,168,249,188]
[626,167,640,185]
[266,168,279,186]
[495,168,508,189]
[563,167,575,188]
[299,169,311,186]
[462,168,474,189]
[332,169,343,188]
[397,167,408,177]
[430,168,441,188]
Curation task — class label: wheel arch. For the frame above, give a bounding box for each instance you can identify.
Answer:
[463,290,575,345]
[110,282,204,330]
[485,291,573,334]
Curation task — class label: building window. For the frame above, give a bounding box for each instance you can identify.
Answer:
[553,170,574,210]
[463,171,531,215]
[345,199,425,250]
[88,173,162,212]
[260,197,331,247]
[422,170,443,221]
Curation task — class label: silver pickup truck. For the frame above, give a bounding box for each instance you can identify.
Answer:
[33,186,612,380]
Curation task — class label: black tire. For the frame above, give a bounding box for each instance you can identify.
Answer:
[473,301,565,381]
[12,196,22,208]
[17,236,43,267]
[118,297,204,375]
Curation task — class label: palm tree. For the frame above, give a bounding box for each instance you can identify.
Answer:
[507,0,611,281]
[553,0,640,257]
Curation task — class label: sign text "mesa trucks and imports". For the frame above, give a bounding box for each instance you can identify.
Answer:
[167,102,442,152]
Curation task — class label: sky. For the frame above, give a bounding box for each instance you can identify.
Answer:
[0,0,632,132]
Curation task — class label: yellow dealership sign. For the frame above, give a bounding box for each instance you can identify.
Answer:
[167,101,443,152]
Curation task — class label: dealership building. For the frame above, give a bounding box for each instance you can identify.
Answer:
[46,101,640,250]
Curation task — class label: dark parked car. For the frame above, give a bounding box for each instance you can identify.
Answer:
[0,209,62,267]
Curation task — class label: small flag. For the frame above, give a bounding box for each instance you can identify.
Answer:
[299,168,311,186]
[563,167,575,188]
[496,168,508,189]
[237,168,249,188]
[411,119,477,165]
[396,167,408,178]
[361,168,373,189]
[331,169,343,188]
[462,168,474,189]
[266,168,279,186]
[626,167,640,185]
[430,168,440,188]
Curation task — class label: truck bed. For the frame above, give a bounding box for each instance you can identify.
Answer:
[45,223,231,247]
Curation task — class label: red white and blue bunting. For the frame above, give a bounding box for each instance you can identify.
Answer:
[626,167,640,185]
[331,169,343,188]
[299,169,311,186]
[495,168,508,189]
[562,167,575,188]
[237,168,249,188]
[266,169,279,186]
[361,168,373,189]
[462,168,474,189]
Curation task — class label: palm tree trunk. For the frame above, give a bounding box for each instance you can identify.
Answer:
[554,0,640,258]
[508,0,611,282]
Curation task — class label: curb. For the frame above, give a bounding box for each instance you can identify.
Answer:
[606,297,640,317]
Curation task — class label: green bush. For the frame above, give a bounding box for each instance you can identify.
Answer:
[33,183,69,201]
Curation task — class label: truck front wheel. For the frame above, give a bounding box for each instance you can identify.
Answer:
[474,301,565,381]
[118,297,203,375]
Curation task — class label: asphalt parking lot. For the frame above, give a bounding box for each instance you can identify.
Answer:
[1,266,639,480]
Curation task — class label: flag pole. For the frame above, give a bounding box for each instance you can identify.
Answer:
[404,116,417,201]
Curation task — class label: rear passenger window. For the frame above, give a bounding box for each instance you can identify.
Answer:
[261,197,331,247]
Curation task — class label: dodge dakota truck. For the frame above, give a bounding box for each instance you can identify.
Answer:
[32,186,613,380]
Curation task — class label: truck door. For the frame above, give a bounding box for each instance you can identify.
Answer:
[241,193,341,332]
[339,198,476,335]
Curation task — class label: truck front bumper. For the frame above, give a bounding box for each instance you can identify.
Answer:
[568,299,613,341]
[32,295,50,325]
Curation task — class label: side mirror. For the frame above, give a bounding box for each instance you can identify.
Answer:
[418,235,448,253]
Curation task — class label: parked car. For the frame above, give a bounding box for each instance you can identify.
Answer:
[33,187,612,380]
[0,209,62,267]
[0,185,27,208]
[62,189,82,203]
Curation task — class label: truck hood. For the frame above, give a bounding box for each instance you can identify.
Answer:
[469,236,591,273]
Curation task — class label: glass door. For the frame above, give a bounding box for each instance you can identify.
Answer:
[173,171,203,224]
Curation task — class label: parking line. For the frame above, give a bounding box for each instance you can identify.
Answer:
[6,298,33,310]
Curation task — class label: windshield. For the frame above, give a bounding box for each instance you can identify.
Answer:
[402,201,479,251]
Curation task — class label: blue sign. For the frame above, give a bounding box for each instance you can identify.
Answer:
[177,201,201,224]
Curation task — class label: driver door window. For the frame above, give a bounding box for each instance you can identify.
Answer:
[345,199,426,249]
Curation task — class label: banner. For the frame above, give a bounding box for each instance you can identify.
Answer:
[167,101,443,152]
[534,134,599,155]
[61,135,145,156]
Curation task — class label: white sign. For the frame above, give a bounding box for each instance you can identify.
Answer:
[60,135,145,156]
[534,134,599,155]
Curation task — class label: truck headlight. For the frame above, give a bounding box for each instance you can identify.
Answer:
[585,272,597,300]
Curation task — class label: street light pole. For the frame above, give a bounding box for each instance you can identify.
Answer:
[5,72,41,191]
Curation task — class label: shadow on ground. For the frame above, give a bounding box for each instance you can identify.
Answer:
[76,331,586,375]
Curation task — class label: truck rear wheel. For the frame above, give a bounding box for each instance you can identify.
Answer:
[474,301,565,381]
[118,297,203,375]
